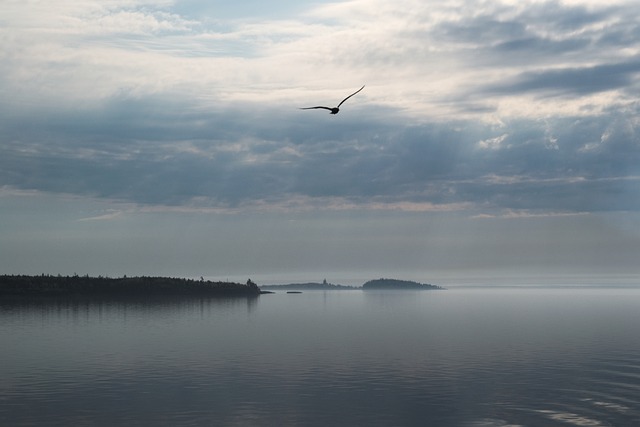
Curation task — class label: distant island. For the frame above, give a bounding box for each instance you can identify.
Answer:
[0,275,264,297]
[362,278,443,290]
[261,278,443,291]
[261,279,356,291]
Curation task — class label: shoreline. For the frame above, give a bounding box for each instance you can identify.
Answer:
[0,275,263,297]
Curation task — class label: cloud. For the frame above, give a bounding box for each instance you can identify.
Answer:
[2,97,639,215]
[4,0,639,113]
[486,60,640,97]
[78,210,125,221]
[1,0,640,217]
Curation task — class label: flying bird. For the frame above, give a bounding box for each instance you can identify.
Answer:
[300,85,365,115]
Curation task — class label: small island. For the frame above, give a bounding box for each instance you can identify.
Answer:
[261,279,356,291]
[0,275,265,297]
[362,278,443,290]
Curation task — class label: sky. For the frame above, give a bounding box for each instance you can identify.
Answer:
[1,0,640,286]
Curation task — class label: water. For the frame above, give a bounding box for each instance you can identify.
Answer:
[2,287,640,426]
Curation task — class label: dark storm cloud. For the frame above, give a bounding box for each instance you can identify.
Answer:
[518,1,614,33]
[469,1,635,74]
[431,1,611,51]
[493,36,590,56]
[487,60,640,97]
[2,90,639,214]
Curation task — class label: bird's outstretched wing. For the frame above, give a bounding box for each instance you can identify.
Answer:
[300,106,333,111]
[336,85,365,108]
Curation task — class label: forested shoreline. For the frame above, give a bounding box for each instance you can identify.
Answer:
[0,275,262,297]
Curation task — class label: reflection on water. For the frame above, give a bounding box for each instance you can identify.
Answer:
[0,294,259,317]
[1,288,640,426]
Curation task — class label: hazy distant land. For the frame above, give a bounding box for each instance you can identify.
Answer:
[260,279,356,291]
[262,278,443,291]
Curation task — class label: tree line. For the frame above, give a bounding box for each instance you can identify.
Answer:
[0,275,262,297]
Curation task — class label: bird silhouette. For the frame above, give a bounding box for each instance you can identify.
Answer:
[300,85,365,115]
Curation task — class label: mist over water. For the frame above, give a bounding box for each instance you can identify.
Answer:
[2,287,640,426]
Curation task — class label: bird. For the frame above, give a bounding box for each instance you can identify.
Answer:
[300,85,365,115]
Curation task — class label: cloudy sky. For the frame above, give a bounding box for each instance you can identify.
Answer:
[2,0,640,285]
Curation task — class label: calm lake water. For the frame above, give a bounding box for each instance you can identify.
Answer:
[2,287,640,426]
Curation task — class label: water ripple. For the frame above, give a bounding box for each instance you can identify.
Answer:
[3,289,640,426]
[536,409,609,427]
